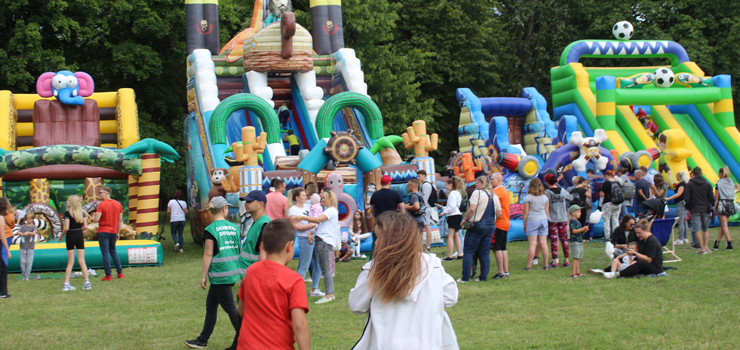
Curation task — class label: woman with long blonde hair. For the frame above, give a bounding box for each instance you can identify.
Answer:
[349,211,459,349]
[293,190,340,304]
[713,166,735,250]
[58,195,91,291]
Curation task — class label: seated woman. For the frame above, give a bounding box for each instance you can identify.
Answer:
[589,219,663,278]
[607,241,639,273]
[610,215,637,258]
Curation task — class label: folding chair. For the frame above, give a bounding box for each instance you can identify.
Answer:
[650,217,681,263]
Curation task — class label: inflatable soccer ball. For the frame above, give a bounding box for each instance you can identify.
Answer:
[612,21,633,40]
[654,68,675,88]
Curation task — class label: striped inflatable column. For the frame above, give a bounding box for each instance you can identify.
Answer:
[128,176,139,226]
[712,75,739,140]
[594,76,618,154]
[239,166,263,195]
[135,154,161,236]
[0,177,3,197]
[412,156,436,184]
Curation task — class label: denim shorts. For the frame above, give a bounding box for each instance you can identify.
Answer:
[525,219,549,237]
[690,212,709,232]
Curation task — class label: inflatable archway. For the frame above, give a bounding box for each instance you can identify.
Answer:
[21,203,63,239]
[315,92,384,140]
[0,145,142,176]
[208,93,281,144]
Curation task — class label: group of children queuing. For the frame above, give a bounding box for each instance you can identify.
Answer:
[189,192,459,350]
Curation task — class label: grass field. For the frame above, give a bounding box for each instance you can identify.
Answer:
[2,224,738,349]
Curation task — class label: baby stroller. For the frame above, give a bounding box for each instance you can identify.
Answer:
[639,198,665,222]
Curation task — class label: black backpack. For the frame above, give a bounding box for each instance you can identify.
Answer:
[424,181,438,207]
[410,193,426,217]
[611,181,625,204]
[458,191,468,214]
[571,187,586,208]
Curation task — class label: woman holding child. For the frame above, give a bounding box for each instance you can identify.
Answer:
[293,190,340,304]
[610,215,637,258]
[589,219,663,278]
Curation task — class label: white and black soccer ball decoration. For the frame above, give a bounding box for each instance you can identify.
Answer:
[612,21,634,40]
[654,68,675,88]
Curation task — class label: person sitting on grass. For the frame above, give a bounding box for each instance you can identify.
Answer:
[608,241,640,273]
[237,219,310,350]
[588,219,663,279]
[349,211,459,349]
[568,205,588,278]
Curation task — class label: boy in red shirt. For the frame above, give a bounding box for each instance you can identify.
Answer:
[237,219,310,350]
[92,186,124,281]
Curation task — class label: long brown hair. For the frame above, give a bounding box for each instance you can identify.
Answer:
[0,197,8,216]
[454,176,467,199]
[350,209,367,234]
[528,178,545,196]
[654,174,665,188]
[369,211,425,303]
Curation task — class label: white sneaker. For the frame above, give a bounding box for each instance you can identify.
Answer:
[315,295,336,304]
[87,268,98,276]
[359,254,366,259]
[683,239,690,244]
[603,272,617,279]
[674,239,684,245]
[310,290,325,297]
[62,283,76,291]
[174,243,180,252]
[533,258,539,265]
[587,269,603,275]
[304,277,313,283]
[180,249,183,253]
[82,281,92,290]
[456,278,468,284]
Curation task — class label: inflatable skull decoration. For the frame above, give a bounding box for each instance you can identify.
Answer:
[570,129,609,172]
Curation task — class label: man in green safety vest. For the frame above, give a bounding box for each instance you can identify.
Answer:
[186,196,241,350]
[238,190,271,280]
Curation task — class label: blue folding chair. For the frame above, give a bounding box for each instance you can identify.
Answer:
[650,218,681,263]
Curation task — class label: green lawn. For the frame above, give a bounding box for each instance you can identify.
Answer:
[2,224,739,349]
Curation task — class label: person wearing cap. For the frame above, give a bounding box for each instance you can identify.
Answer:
[185,196,241,350]
[238,190,271,280]
[568,204,588,278]
[368,175,405,259]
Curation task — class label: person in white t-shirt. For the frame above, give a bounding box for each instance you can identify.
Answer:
[167,190,189,253]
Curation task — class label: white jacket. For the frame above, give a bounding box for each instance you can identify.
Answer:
[348,253,459,350]
[441,190,462,217]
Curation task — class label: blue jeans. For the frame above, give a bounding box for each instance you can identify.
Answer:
[170,221,186,248]
[309,242,322,290]
[296,236,314,279]
[462,223,494,281]
[98,232,123,276]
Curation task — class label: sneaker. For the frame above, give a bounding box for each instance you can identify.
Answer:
[101,275,113,281]
[304,277,313,283]
[532,258,539,265]
[492,273,505,279]
[174,243,180,252]
[0,295,10,299]
[727,242,734,251]
[713,240,720,251]
[82,281,92,290]
[587,269,604,275]
[184,339,207,349]
[441,256,455,261]
[62,283,76,291]
[691,243,701,249]
[87,268,98,276]
[503,272,509,278]
[456,278,468,283]
[315,295,336,304]
[603,272,617,279]
[550,263,559,268]
[180,249,184,253]
[563,261,571,267]
[683,239,690,244]
[474,278,481,282]
[673,239,684,245]
[118,273,124,279]
[359,254,367,259]
[310,290,325,297]
[32,274,41,280]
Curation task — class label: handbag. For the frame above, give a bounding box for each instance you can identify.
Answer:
[462,191,488,230]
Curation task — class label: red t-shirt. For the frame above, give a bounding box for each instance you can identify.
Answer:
[493,186,511,231]
[237,260,308,350]
[97,199,123,233]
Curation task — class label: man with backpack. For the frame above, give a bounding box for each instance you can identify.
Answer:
[417,171,437,252]
[616,167,635,219]
[599,170,623,240]
[407,179,429,237]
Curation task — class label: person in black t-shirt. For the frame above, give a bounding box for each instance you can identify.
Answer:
[594,220,663,278]
[368,175,405,258]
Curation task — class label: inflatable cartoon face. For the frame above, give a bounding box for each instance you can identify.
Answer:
[36,71,95,106]
[325,172,344,191]
[570,130,609,172]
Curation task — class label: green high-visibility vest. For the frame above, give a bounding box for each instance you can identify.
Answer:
[238,215,270,279]
[205,220,241,285]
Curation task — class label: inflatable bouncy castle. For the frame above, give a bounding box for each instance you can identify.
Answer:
[1,72,177,272]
